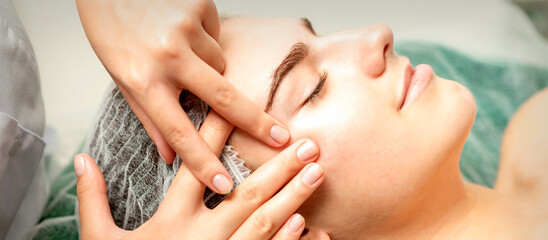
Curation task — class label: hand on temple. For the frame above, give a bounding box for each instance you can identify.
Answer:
[75,0,291,194]
[75,138,323,239]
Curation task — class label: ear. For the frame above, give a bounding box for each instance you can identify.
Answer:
[300,227,331,240]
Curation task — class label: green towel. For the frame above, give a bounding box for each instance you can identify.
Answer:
[396,42,548,187]
[26,42,548,239]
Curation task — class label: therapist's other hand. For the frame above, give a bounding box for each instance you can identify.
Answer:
[75,140,323,239]
[76,0,290,194]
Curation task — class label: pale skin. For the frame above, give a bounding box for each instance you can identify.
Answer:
[217,18,548,239]
[497,88,548,215]
[75,136,325,239]
[76,0,292,195]
[76,17,548,239]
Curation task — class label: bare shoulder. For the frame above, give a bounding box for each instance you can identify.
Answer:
[499,87,548,164]
[531,220,548,240]
[495,87,548,212]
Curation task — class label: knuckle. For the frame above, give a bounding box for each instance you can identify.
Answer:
[76,184,93,201]
[213,87,234,110]
[196,160,218,178]
[122,69,151,94]
[281,153,294,171]
[252,212,274,236]
[177,15,199,36]
[166,128,192,152]
[240,184,263,205]
[279,143,304,171]
[291,181,311,200]
[76,181,104,207]
[154,37,181,61]
[76,179,91,196]
[210,118,229,132]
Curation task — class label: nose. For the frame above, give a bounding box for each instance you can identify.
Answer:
[337,23,394,78]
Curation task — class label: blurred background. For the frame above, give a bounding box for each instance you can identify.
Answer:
[10,0,548,178]
[515,0,548,38]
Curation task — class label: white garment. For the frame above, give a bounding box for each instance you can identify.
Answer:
[0,0,46,238]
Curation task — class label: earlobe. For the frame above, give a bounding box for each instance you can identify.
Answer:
[300,227,331,240]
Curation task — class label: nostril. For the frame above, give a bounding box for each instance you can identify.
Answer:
[383,43,390,61]
[369,43,391,78]
[356,23,394,78]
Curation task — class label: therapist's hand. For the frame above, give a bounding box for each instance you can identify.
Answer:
[76,0,291,194]
[75,140,323,239]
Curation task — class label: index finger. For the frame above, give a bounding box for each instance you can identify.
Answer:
[138,85,234,195]
[199,110,234,156]
[213,139,319,231]
[178,56,291,147]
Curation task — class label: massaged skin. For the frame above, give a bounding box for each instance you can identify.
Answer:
[216,18,548,239]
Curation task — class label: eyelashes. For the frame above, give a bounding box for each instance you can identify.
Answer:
[303,71,327,105]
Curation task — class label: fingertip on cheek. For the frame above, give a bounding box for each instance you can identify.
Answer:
[297,141,319,162]
[270,125,290,145]
[287,213,305,233]
[302,163,323,186]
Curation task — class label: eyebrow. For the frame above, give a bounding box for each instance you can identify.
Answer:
[301,18,317,35]
[264,18,316,112]
[264,42,310,112]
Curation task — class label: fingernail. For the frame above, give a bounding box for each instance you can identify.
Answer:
[287,214,304,233]
[213,174,233,194]
[74,154,86,177]
[297,141,318,162]
[270,125,290,144]
[302,163,323,186]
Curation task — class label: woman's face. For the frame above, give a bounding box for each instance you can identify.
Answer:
[219,18,476,236]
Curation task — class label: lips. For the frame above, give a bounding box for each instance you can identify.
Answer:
[399,62,433,110]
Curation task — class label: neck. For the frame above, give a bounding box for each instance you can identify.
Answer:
[356,152,475,240]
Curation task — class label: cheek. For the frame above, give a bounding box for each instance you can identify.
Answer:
[288,84,403,173]
[288,85,449,220]
[289,89,409,191]
[288,90,422,226]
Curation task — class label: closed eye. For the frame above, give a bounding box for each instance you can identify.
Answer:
[303,72,327,106]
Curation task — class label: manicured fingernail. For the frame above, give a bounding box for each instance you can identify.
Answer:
[302,163,323,186]
[287,214,304,233]
[213,174,233,194]
[270,125,290,144]
[297,141,318,162]
[74,154,86,177]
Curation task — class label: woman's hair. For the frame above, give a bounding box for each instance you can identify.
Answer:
[82,84,250,230]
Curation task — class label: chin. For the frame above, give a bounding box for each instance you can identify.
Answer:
[441,78,477,150]
[452,80,476,128]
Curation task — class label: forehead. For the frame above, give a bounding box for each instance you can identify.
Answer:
[219,18,313,108]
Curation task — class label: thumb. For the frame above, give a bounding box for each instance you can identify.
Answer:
[74,154,120,239]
